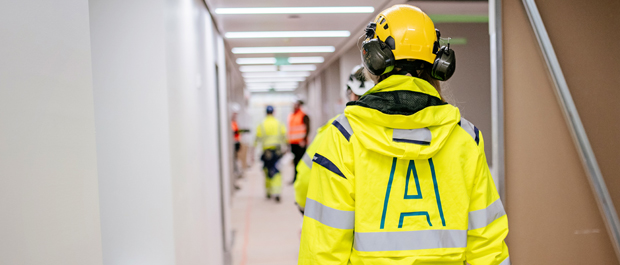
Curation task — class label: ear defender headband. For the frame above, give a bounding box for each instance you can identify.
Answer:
[361,23,456,81]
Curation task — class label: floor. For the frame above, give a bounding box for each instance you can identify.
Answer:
[231,154,302,265]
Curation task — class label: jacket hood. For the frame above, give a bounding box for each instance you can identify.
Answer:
[344,75,461,160]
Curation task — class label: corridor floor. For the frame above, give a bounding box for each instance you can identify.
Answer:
[231,154,302,265]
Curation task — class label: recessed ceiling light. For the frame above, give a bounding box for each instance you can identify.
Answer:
[249,88,297,93]
[245,77,306,83]
[226,31,350,39]
[242,72,311,78]
[288,56,324,64]
[237,57,325,65]
[239,65,278,72]
[279,64,317,71]
[215,7,374,15]
[246,82,299,89]
[232,46,335,54]
[236,57,277,65]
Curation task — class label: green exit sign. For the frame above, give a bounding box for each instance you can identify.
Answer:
[275,57,289,66]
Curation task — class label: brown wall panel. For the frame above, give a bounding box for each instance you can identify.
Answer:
[535,0,620,218]
[503,0,618,263]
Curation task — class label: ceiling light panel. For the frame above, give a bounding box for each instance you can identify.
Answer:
[245,77,306,83]
[279,64,317,71]
[226,31,350,39]
[246,82,299,88]
[215,7,374,15]
[247,85,299,91]
[250,88,297,93]
[239,65,278,72]
[236,57,277,65]
[236,57,325,65]
[288,56,324,64]
[242,72,311,78]
[232,46,335,54]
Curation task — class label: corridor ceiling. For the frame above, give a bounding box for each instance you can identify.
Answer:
[204,0,488,92]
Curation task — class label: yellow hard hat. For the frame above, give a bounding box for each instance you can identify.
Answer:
[373,5,438,64]
[361,4,455,80]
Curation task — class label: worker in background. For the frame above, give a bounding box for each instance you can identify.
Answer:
[255,105,287,202]
[299,5,509,264]
[294,65,374,213]
[288,100,310,184]
[232,111,241,155]
[231,108,250,190]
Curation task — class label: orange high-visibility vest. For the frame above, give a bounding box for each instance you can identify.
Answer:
[231,120,240,142]
[288,110,307,144]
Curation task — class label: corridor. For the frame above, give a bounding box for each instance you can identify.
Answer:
[2,0,620,264]
[231,154,301,265]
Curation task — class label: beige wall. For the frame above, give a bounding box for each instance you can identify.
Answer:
[503,0,619,263]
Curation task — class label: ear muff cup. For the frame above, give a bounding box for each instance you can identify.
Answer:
[431,46,456,81]
[361,39,395,76]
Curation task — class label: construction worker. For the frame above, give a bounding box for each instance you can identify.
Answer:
[299,5,509,265]
[255,105,287,202]
[288,100,310,184]
[294,65,373,213]
[231,107,250,190]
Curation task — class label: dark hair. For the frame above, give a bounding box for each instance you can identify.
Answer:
[378,60,442,99]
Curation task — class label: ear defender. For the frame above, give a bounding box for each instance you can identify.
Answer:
[430,29,456,81]
[361,22,396,76]
[361,24,455,80]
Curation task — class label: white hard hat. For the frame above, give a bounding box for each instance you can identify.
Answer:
[230,102,241,113]
[346,65,375,96]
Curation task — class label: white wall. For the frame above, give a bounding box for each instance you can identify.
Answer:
[166,0,225,264]
[90,0,227,264]
[89,0,176,264]
[0,1,103,264]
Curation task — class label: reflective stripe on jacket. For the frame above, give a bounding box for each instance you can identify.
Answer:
[288,110,307,144]
[294,115,339,209]
[255,116,287,150]
[299,75,510,265]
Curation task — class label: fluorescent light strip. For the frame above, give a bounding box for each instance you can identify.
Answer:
[245,77,306,83]
[236,57,325,65]
[236,57,277,64]
[226,31,350,39]
[279,64,317,71]
[215,7,374,14]
[250,88,297,93]
[243,71,311,78]
[239,65,278,72]
[288,56,324,64]
[247,86,298,91]
[232,46,335,54]
[246,82,299,88]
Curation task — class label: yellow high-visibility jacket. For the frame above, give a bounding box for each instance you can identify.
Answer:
[255,115,287,150]
[299,75,510,265]
[294,115,339,210]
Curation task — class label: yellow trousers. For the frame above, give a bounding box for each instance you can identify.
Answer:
[263,169,282,196]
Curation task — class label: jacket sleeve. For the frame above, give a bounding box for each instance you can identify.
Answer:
[280,123,288,146]
[294,154,311,210]
[298,127,355,265]
[254,124,262,147]
[465,132,510,265]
